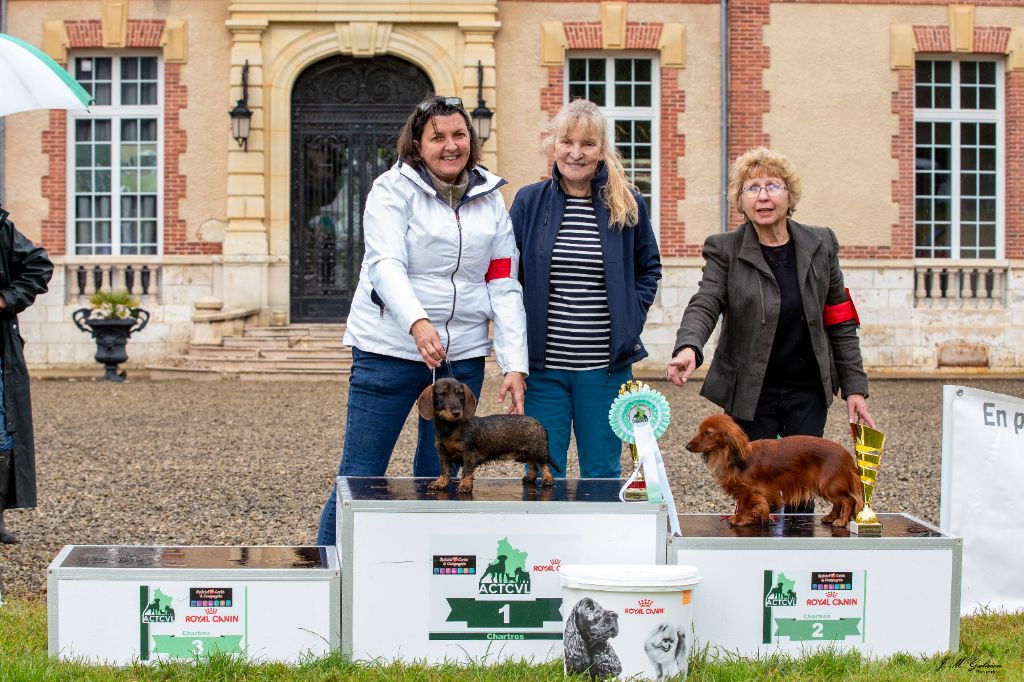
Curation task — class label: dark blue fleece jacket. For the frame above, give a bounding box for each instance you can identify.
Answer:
[509,163,662,373]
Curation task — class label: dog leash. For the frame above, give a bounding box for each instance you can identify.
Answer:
[431,357,455,384]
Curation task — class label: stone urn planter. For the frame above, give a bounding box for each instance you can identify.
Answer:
[72,291,150,382]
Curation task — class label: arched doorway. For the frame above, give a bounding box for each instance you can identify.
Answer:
[289,55,432,322]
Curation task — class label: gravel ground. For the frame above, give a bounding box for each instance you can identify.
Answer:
[1,376,1021,601]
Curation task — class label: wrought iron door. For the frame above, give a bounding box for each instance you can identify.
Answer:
[290,56,432,322]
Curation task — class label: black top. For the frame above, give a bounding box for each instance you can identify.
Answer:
[760,239,819,387]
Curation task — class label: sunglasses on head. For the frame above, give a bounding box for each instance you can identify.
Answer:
[418,96,464,112]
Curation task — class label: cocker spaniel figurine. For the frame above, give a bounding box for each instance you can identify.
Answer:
[563,597,622,680]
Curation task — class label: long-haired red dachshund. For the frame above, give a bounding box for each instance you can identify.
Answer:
[685,414,863,527]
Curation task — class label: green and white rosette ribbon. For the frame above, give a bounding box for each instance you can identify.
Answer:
[609,385,681,536]
[609,384,671,445]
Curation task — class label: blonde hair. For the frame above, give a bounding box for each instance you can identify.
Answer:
[541,99,639,229]
[728,147,803,218]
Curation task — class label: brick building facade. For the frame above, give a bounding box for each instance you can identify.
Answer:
[2,0,1022,373]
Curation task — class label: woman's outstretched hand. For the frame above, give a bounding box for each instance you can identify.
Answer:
[847,394,876,429]
[667,347,697,386]
[499,371,526,415]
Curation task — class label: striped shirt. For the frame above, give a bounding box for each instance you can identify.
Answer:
[544,196,610,370]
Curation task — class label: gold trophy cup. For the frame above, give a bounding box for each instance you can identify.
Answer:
[620,380,648,501]
[847,423,885,535]
[623,442,648,501]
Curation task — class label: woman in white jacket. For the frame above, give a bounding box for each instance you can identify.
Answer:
[317,96,528,544]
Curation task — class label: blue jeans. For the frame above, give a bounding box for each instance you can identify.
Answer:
[523,366,631,479]
[316,348,485,545]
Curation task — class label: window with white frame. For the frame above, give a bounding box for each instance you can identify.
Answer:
[69,55,162,255]
[566,55,658,221]
[914,58,1002,259]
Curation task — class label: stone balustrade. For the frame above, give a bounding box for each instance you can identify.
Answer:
[914,262,1007,307]
[63,259,163,305]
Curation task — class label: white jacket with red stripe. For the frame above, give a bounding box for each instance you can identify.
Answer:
[343,161,529,374]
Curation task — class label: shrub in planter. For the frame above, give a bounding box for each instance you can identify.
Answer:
[72,291,150,382]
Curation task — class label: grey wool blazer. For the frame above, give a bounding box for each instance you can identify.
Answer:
[673,219,869,421]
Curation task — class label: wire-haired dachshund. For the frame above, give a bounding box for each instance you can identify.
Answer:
[417,378,559,493]
[685,413,864,527]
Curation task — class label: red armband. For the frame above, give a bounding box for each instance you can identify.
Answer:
[823,288,860,327]
[484,257,512,282]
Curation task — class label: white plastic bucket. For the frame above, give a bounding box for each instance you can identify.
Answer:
[559,564,701,681]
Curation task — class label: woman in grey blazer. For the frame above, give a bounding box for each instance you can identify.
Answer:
[668,148,875,511]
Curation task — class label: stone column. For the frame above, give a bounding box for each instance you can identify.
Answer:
[460,22,500,171]
[222,19,270,314]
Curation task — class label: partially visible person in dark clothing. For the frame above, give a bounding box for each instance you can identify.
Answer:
[0,204,53,543]
[667,147,873,513]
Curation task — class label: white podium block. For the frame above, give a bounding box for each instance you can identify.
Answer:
[668,513,961,657]
[48,545,340,664]
[336,477,668,664]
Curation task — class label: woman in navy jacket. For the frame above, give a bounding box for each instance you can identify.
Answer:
[510,99,661,477]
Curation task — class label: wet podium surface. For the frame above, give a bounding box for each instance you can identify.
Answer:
[59,545,329,570]
[677,513,944,539]
[342,476,627,503]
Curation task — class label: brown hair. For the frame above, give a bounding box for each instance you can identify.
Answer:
[541,99,639,229]
[396,95,481,171]
[728,147,803,218]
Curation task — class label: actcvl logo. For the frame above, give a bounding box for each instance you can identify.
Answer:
[478,540,533,595]
[765,573,798,607]
[141,588,176,624]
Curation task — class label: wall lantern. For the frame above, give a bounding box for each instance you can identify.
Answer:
[229,60,252,151]
[470,60,493,144]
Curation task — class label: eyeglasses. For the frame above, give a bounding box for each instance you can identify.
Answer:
[418,97,464,112]
[741,183,788,197]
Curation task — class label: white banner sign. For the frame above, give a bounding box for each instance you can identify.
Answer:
[941,385,1024,614]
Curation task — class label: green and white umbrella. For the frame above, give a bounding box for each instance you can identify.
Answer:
[0,33,93,117]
